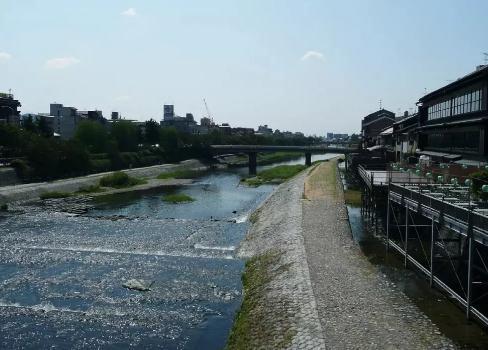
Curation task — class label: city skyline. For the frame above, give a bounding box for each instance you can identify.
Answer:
[1,0,488,134]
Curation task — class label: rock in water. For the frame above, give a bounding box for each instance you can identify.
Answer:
[123,279,154,292]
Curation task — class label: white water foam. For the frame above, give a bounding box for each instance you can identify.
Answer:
[0,300,128,316]
[16,245,234,260]
[234,213,249,223]
[194,244,236,252]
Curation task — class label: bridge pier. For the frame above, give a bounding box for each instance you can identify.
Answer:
[248,152,257,175]
[305,152,312,166]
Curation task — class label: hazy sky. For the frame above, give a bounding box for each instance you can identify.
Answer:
[1,0,487,134]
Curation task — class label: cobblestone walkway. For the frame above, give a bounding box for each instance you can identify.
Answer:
[235,160,458,349]
[301,161,455,349]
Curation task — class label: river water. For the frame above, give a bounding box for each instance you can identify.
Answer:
[5,153,483,349]
[347,202,488,348]
[0,154,333,349]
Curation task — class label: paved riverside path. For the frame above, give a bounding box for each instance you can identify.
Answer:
[236,160,455,349]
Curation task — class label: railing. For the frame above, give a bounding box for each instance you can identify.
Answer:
[390,183,488,236]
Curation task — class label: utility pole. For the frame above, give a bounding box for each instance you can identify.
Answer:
[379,99,382,110]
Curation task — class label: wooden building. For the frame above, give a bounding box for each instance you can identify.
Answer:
[417,65,488,164]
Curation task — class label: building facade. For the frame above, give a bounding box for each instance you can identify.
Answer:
[392,112,419,162]
[160,106,197,133]
[361,109,396,148]
[417,65,488,163]
[0,92,21,126]
[50,103,81,140]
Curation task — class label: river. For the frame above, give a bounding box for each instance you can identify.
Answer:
[0,154,334,349]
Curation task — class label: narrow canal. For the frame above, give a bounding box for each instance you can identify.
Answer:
[0,154,332,349]
[347,201,488,348]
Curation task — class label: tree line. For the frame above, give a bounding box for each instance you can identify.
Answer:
[0,118,322,181]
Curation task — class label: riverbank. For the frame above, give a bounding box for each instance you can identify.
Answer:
[228,160,455,349]
[219,152,304,167]
[0,159,207,205]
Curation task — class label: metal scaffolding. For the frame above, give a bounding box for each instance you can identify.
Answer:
[385,182,488,326]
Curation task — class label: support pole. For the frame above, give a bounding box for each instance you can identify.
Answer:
[305,152,312,166]
[405,206,409,268]
[466,212,474,320]
[386,189,390,252]
[248,152,257,176]
[430,216,435,287]
[467,235,473,320]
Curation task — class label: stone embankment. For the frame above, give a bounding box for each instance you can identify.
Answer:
[228,160,455,349]
[0,159,207,205]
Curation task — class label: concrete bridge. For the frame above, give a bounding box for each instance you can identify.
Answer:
[210,144,359,175]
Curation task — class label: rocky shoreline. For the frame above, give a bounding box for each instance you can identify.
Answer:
[227,160,455,349]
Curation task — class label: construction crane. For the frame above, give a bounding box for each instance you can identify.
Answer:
[203,98,214,124]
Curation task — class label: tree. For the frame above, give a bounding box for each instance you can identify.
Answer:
[144,119,160,145]
[37,116,53,138]
[159,127,180,161]
[23,116,38,134]
[110,120,138,152]
[75,120,108,153]
[58,140,90,175]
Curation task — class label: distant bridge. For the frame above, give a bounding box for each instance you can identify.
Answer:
[210,144,359,175]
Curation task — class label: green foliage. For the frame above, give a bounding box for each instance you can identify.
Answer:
[157,169,203,179]
[0,204,8,211]
[76,184,104,194]
[23,116,37,133]
[75,120,108,153]
[111,120,139,152]
[242,165,307,187]
[37,116,53,138]
[144,119,160,145]
[90,159,112,172]
[256,152,302,165]
[58,140,90,175]
[10,159,33,179]
[159,127,180,161]
[161,193,195,203]
[470,170,488,200]
[99,171,146,188]
[1,120,323,183]
[40,191,73,200]
[344,189,362,206]
[226,251,294,350]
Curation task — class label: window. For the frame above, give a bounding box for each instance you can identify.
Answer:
[427,88,483,121]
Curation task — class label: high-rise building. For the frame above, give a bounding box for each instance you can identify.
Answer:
[50,103,80,139]
[163,105,175,121]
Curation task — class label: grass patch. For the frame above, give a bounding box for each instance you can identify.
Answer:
[76,184,105,194]
[226,251,295,349]
[249,208,261,224]
[157,169,203,180]
[224,152,303,167]
[344,189,361,206]
[162,193,195,203]
[242,164,307,187]
[99,171,147,189]
[256,152,302,165]
[40,191,73,200]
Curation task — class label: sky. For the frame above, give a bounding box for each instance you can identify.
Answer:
[1,0,487,135]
